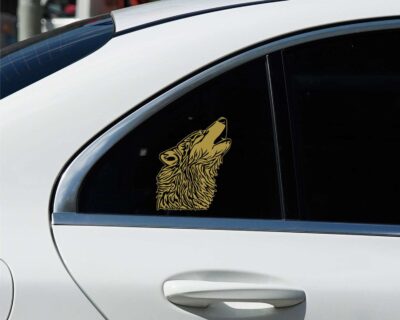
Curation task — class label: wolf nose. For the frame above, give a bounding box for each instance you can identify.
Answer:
[218,117,227,124]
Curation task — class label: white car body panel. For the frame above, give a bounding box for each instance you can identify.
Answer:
[1,0,400,319]
[111,0,270,32]
[53,227,400,319]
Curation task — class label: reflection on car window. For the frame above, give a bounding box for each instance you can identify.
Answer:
[78,58,281,219]
[283,29,400,224]
[0,14,114,99]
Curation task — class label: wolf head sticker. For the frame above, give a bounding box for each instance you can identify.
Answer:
[156,117,232,211]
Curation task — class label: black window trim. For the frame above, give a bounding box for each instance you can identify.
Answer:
[52,18,400,236]
[266,54,286,218]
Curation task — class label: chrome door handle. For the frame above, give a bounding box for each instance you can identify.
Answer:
[163,280,305,308]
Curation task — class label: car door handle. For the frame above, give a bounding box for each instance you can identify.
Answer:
[164,280,305,308]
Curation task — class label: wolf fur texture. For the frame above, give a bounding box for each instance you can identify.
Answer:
[156,117,231,211]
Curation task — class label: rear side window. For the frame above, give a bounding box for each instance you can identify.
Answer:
[78,58,281,219]
[0,14,114,99]
[283,29,400,224]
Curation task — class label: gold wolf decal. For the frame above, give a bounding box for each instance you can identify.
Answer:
[156,117,232,211]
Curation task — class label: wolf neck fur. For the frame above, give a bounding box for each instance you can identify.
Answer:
[156,157,223,211]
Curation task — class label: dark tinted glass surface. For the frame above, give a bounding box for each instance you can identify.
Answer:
[283,29,400,224]
[0,15,114,99]
[79,58,281,219]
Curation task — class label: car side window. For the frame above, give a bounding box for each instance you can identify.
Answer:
[78,58,281,219]
[283,29,400,224]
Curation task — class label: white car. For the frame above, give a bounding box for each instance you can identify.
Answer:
[1,0,400,319]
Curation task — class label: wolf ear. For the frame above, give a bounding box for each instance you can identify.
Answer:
[160,150,178,166]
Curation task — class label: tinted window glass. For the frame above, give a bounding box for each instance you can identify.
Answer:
[0,15,114,99]
[283,29,400,224]
[78,58,281,219]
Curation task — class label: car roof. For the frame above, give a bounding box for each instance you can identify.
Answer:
[111,0,282,33]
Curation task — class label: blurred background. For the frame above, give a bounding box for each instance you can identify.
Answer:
[0,0,157,49]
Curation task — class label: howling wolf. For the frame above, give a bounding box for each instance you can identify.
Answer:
[156,117,232,211]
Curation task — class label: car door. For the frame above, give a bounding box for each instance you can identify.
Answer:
[51,20,400,320]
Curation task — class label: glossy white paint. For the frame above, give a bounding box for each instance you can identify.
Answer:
[1,0,400,319]
[111,0,276,32]
[111,0,400,34]
[53,227,400,319]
